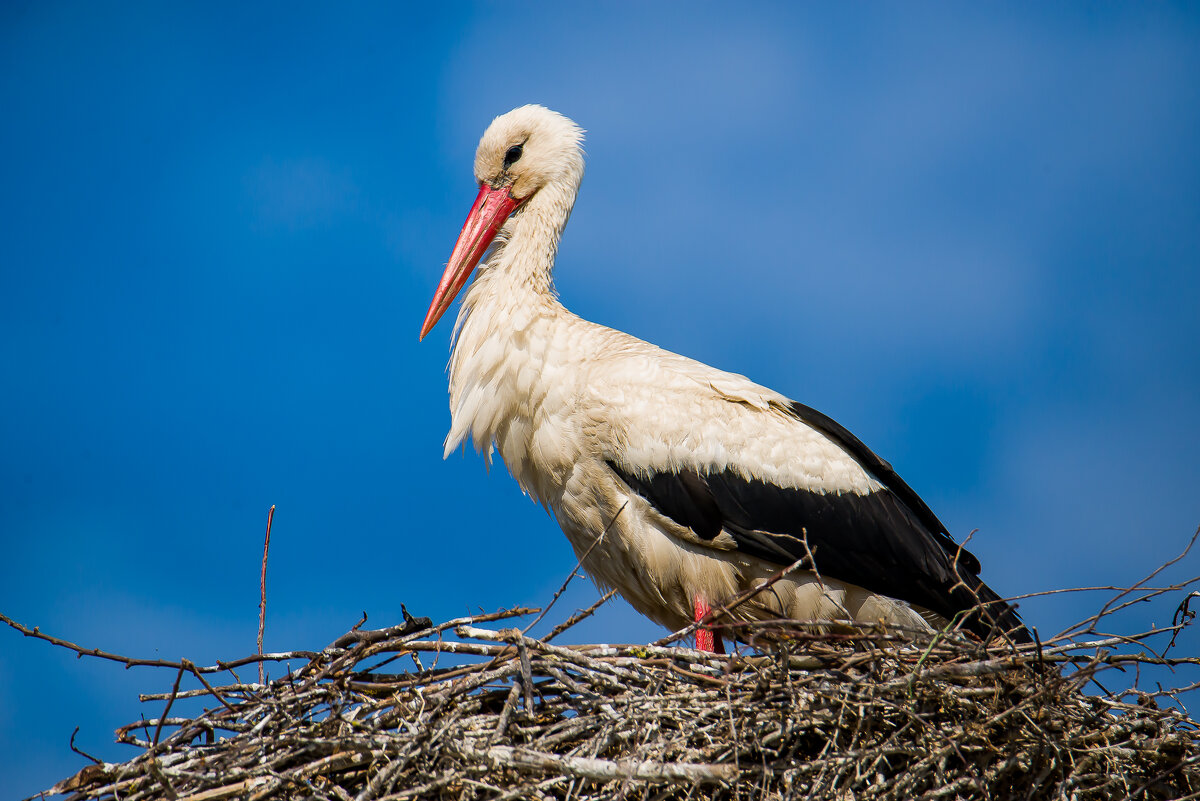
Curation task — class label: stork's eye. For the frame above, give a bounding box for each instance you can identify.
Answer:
[504,144,523,168]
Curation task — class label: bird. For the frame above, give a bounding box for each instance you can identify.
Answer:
[420,105,1030,652]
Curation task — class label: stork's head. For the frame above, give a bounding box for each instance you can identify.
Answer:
[420,105,585,340]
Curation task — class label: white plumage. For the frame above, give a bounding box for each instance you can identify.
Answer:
[421,105,1027,650]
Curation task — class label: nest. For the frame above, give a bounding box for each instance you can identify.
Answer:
[12,533,1199,800]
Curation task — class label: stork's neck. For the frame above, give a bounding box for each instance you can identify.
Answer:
[466,179,574,308]
[444,178,579,472]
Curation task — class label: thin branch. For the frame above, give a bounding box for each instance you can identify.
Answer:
[0,611,321,673]
[545,589,618,643]
[522,502,626,637]
[258,504,275,684]
[1057,525,1200,640]
[459,744,737,784]
[68,727,102,765]
[152,665,185,748]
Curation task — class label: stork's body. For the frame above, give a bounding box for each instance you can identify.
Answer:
[422,106,1029,648]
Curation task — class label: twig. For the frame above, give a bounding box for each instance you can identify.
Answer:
[1168,591,1200,654]
[152,665,186,748]
[187,659,238,714]
[1057,525,1200,639]
[459,744,737,784]
[0,611,321,673]
[522,502,626,636]
[258,504,275,684]
[545,588,618,643]
[69,726,102,765]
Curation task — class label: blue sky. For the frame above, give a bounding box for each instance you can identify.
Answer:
[2,3,1199,795]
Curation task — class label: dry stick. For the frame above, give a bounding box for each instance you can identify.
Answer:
[258,504,276,685]
[0,610,319,674]
[1006,583,1192,602]
[460,744,737,784]
[1058,525,1200,640]
[522,502,627,637]
[0,612,195,670]
[152,665,186,748]
[1037,578,1200,657]
[1168,590,1200,653]
[545,588,619,643]
[1085,578,1200,641]
[312,607,531,685]
[331,606,533,650]
[69,726,102,765]
[186,659,238,714]
[146,758,179,800]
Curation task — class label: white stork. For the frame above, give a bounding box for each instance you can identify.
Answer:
[420,105,1029,652]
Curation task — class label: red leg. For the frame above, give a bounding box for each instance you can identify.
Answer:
[693,596,725,654]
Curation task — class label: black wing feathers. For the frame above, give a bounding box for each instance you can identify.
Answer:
[606,403,1030,642]
[610,461,966,616]
[624,469,724,541]
[786,401,979,573]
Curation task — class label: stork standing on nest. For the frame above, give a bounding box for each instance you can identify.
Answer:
[420,105,1029,652]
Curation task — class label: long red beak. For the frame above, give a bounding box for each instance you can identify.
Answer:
[420,183,524,340]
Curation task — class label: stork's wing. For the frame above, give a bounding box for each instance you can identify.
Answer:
[607,400,1029,642]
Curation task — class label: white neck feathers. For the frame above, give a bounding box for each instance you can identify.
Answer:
[443,178,578,468]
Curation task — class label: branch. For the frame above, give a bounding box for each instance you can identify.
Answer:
[460,744,736,784]
[257,504,275,684]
